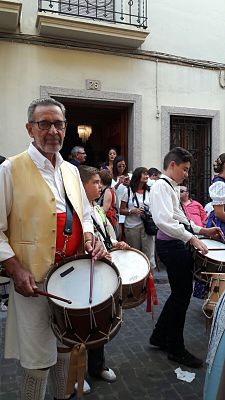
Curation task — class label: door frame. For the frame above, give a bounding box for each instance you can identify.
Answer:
[161,106,220,175]
[40,85,142,170]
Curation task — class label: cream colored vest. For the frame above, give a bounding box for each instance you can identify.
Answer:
[7,151,84,282]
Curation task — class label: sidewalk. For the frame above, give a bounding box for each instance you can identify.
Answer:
[0,267,208,399]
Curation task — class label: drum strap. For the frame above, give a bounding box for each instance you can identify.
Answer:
[91,216,113,251]
[64,192,74,236]
[160,178,195,234]
[66,344,86,398]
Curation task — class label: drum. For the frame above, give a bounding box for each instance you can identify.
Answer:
[194,238,225,274]
[203,273,225,315]
[110,248,150,309]
[44,255,122,349]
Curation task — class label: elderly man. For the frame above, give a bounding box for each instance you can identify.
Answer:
[0,98,106,400]
[70,145,87,167]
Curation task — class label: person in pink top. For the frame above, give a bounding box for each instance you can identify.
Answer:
[180,186,207,227]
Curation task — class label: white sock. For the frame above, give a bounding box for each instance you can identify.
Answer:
[21,368,49,400]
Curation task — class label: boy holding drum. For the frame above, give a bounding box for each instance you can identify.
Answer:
[149,147,221,368]
[78,165,129,393]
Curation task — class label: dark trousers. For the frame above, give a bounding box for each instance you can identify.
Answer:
[152,239,194,354]
[87,346,105,377]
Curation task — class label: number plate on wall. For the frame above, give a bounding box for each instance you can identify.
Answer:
[86,79,101,91]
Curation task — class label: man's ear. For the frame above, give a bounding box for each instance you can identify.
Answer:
[26,123,34,138]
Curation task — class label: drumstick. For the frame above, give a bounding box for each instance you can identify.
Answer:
[34,288,72,304]
[212,220,225,243]
[89,236,95,304]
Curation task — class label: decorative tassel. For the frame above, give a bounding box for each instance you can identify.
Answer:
[146,274,158,312]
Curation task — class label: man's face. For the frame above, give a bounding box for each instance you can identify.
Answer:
[26,105,66,158]
[170,161,190,184]
[76,148,87,164]
[84,174,102,202]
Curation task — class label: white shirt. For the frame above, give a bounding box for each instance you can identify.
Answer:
[150,174,201,243]
[111,178,126,223]
[0,143,93,262]
[122,188,151,229]
[91,204,117,249]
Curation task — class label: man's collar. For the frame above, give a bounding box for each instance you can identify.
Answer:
[160,173,178,187]
[28,143,64,168]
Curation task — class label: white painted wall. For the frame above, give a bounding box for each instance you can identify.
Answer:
[143,0,225,63]
[1,42,225,170]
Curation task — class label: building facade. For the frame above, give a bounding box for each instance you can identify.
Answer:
[1,0,225,202]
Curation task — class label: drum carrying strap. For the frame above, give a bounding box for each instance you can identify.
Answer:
[66,344,86,398]
[64,192,74,236]
[160,178,195,234]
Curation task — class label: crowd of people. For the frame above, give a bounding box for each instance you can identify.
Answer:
[0,97,224,399]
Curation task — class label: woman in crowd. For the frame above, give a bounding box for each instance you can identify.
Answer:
[206,153,225,235]
[98,169,118,231]
[120,167,156,271]
[180,185,207,227]
[101,147,117,173]
[111,156,129,240]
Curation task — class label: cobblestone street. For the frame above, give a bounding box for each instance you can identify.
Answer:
[0,268,208,399]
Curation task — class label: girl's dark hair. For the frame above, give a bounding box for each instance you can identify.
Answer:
[105,147,118,166]
[130,167,149,193]
[163,147,193,170]
[213,153,225,174]
[112,156,127,180]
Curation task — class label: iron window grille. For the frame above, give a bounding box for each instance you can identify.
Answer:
[38,0,148,29]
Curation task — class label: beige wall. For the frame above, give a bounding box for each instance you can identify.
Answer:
[0,42,225,169]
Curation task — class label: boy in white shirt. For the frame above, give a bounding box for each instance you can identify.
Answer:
[78,165,129,392]
[149,147,222,368]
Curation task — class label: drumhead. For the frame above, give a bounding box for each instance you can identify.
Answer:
[200,238,225,250]
[47,259,119,309]
[205,250,225,262]
[110,249,150,284]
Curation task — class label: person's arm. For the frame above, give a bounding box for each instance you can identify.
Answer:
[112,176,126,190]
[213,204,225,222]
[102,188,112,214]
[150,181,193,242]
[0,161,37,296]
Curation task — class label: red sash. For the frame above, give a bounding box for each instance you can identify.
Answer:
[55,212,82,263]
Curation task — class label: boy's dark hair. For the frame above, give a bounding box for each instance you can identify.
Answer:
[163,147,193,170]
[148,167,161,177]
[99,169,112,186]
[78,165,99,184]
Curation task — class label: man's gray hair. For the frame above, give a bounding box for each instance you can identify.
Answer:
[71,146,84,157]
[27,98,66,122]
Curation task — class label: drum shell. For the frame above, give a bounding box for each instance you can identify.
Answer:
[204,274,225,312]
[194,251,225,274]
[110,248,150,309]
[44,256,122,349]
